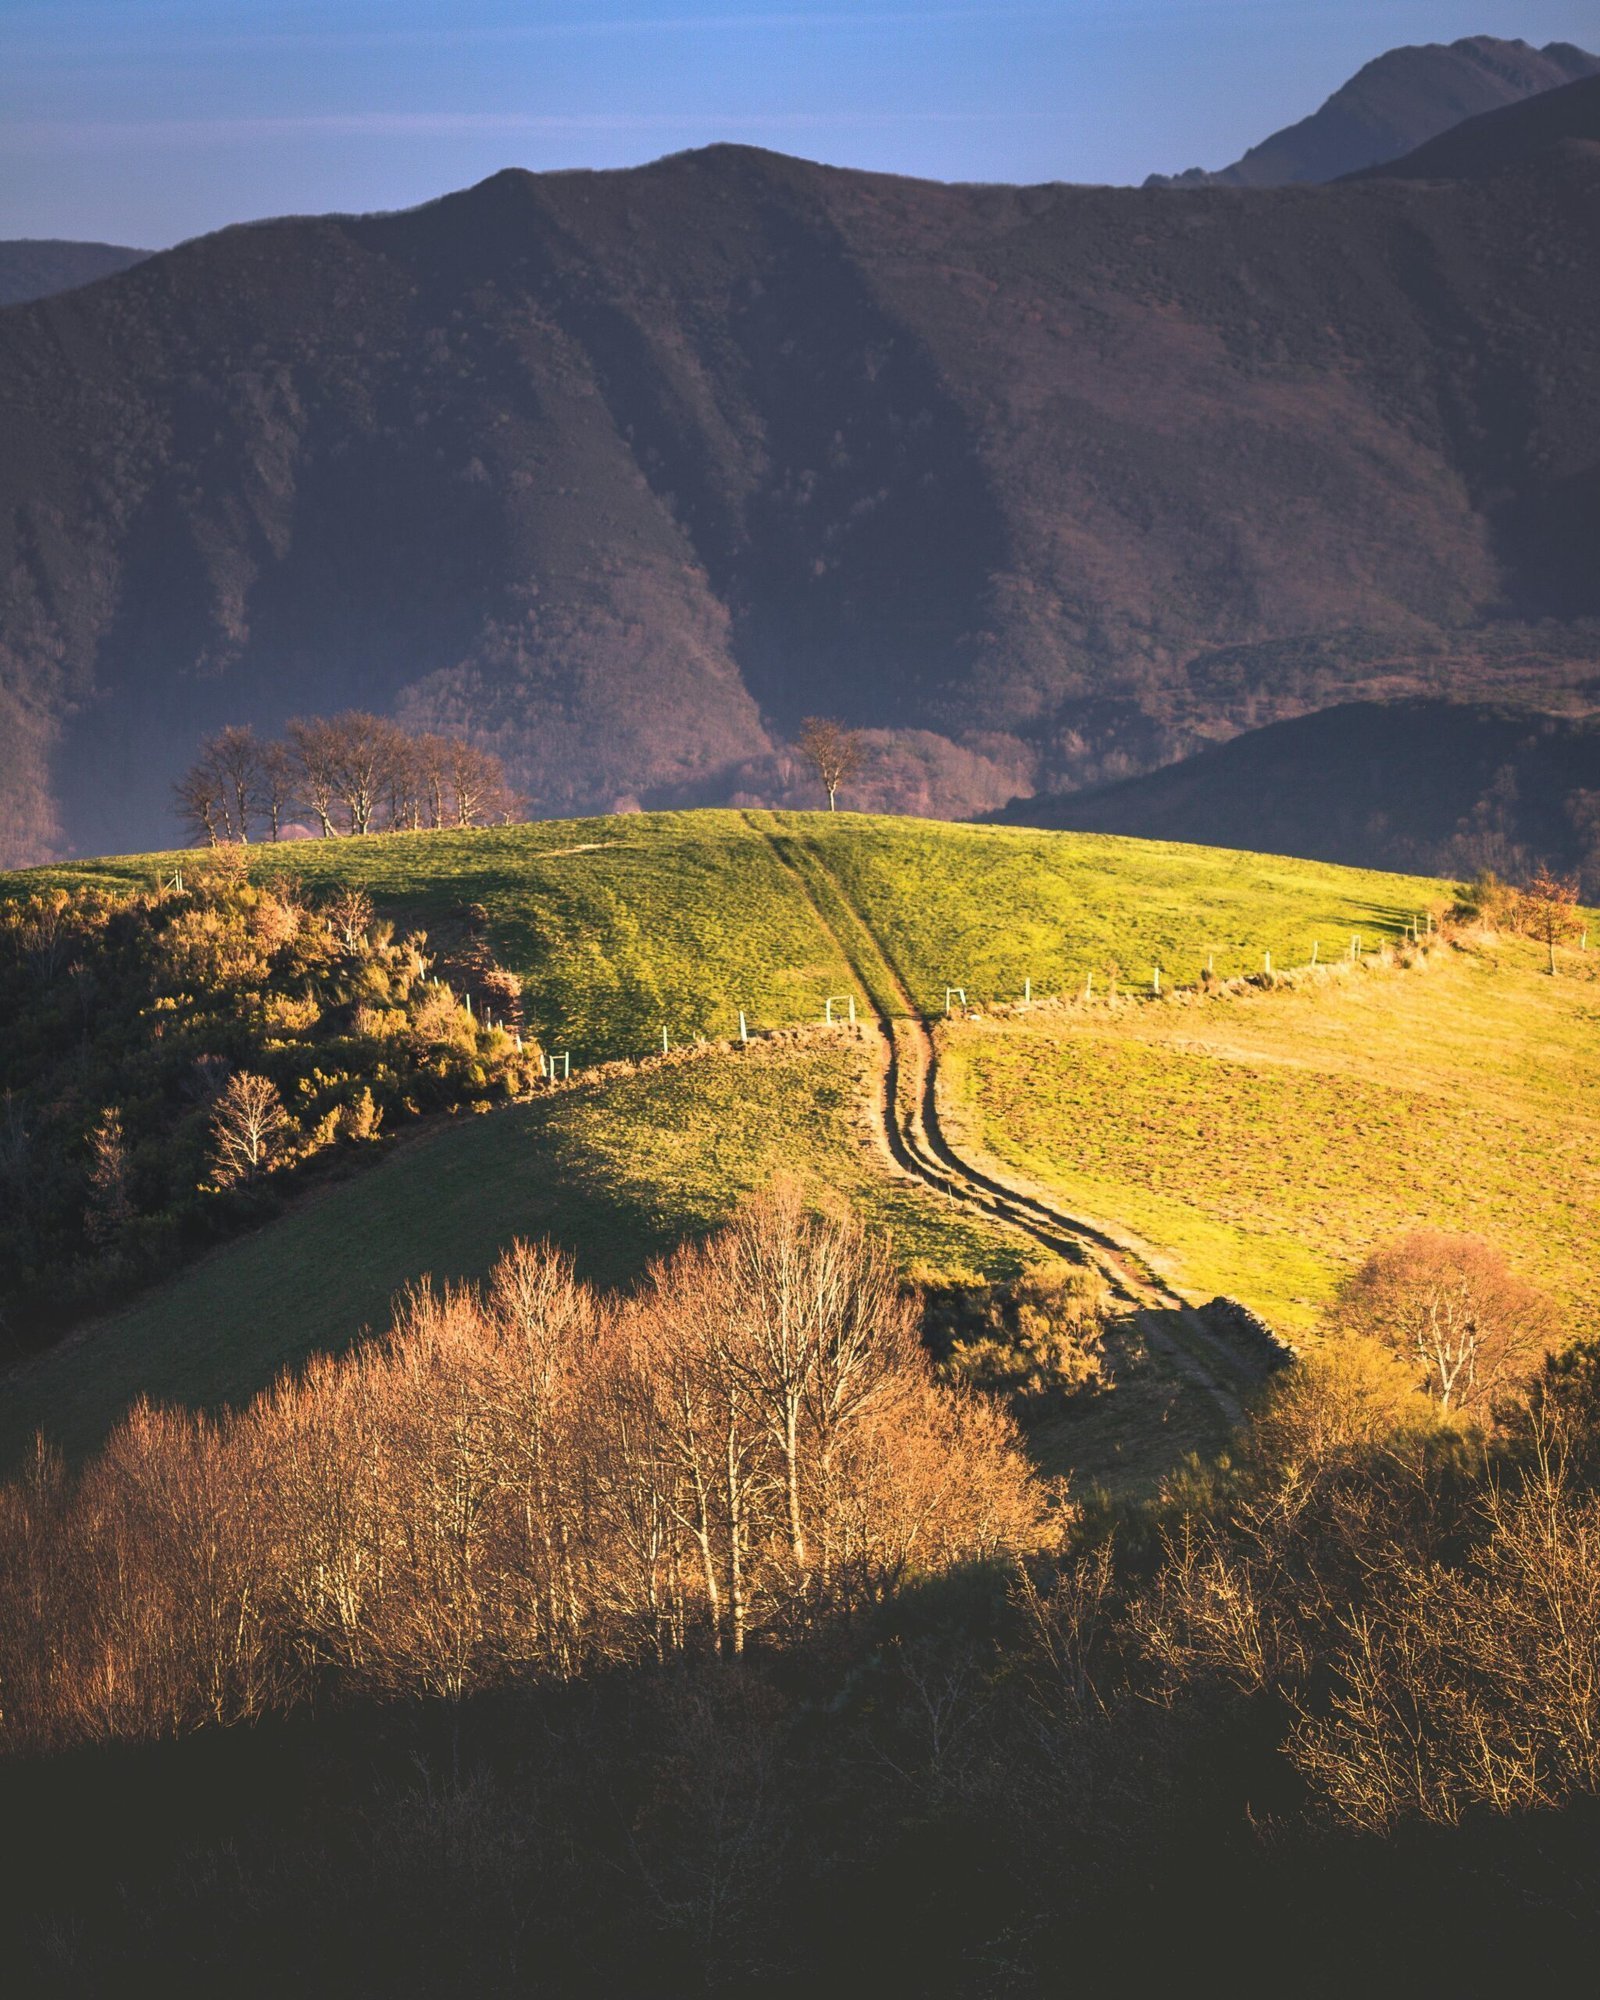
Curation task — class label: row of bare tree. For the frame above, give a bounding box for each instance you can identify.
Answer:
[174,715,518,844]
[0,1191,1049,1751]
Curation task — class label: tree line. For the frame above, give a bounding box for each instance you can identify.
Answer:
[0,1191,1046,1747]
[175,714,518,845]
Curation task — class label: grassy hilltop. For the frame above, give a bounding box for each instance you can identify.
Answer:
[26,809,1440,1057]
[10,808,1592,1468]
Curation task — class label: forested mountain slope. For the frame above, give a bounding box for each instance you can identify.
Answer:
[995,699,1600,890]
[3,90,1599,860]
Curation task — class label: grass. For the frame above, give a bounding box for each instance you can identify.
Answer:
[15,814,859,1065]
[0,1036,1016,1470]
[795,814,1444,1013]
[17,810,1447,1058]
[12,811,1584,1489]
[939,935,1600,1340]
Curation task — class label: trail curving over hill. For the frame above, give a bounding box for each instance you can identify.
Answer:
[744,813,1258,1423]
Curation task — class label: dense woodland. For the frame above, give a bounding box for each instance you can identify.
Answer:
[0,855,538,1350]
[2,1191,1599,1991]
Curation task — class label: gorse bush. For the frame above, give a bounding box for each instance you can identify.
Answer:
[0,855,541,1347]
[0,1190,1052,1750]
[922,1260,1110,1411]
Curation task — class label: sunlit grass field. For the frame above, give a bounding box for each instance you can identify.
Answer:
[939,935,1600,1338]
[13,811,1585,1474]
[797,814,1442,1011]
[21,809,1445,1057]
[0,1037,1016,1469]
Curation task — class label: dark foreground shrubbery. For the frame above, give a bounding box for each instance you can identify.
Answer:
[7,1198,1600,1993]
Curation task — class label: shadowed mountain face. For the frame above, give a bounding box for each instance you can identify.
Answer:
[992,700,1600,894]
[1146,35,1598,187]
[2,97,1600,861]
[1353,69,1600,181]
[0,240,149,308]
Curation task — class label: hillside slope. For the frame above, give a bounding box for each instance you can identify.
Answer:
[5,812,1585,1476]
[26,811,1439,1052]
[1147,35,1598,185]
[0,239,149,308]
[994,700,1600,889]
[3,107,1600,861]
[942,931,1600,1335]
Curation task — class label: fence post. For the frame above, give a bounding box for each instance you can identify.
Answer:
[1311,940,1318,964]
[1263,951,1271,976]
[1152,966,1161,996]
[661,1025,669,1054]
[739,1009,749,1043]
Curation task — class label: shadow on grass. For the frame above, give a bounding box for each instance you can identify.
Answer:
[0,1097,713,1472]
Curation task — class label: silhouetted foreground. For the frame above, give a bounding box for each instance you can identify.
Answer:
[5,1195,1600,1989]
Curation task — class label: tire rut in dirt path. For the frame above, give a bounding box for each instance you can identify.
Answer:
[744,813,1255,1425]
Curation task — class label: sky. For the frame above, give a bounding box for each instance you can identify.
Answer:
[3,1,1597,246]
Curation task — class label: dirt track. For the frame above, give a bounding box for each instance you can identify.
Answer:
[746,813,1264,1425]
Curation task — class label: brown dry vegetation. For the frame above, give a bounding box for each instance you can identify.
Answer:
[0,1190,1049,1753]
[8,1225,1600,1990]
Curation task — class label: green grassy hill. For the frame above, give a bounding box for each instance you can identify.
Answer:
[9,809,1578,1475]
[22,810,1440,1056]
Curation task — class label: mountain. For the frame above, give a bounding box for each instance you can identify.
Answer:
[0,240,150,308]
[1354,69,1600,180]
[991,700,1600,892]
[2,101,1600,863]
[1146,35,1598,187]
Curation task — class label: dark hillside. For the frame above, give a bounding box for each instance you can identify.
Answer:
[1148,35,1598,185]
[993,699,1600,889]
[1355,69,1600,179]
[3,124,1600,860]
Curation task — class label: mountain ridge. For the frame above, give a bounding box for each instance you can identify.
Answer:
[2,91,1599,862]
[1146,34,1598,186]
[990,698,1600,891]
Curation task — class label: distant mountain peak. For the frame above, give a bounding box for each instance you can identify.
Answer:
[1145,34,1599,188]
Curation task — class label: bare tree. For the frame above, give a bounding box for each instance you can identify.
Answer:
[207,1071,291,1188]
[286,717,343,838]
[258,740,297,841]
[413,734,452,830]
[323,886,375,952]
[382,731,423,832]
[85,1106,133,1248]
[209,726,261,844]
[797,717,863,813]
[448,740,516,828]
[1519,863,1582,974]
[325,712,401,837]
[173,761,223,847]
[1330,1231,1559,1414]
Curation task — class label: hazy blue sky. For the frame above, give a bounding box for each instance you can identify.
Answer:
[3,1,1596,245]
